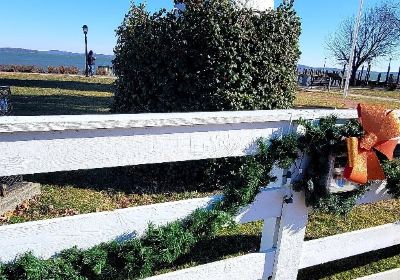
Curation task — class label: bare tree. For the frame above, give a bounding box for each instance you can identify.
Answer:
[326,1,400,84]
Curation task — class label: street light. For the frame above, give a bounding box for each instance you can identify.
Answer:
[385,57,392,84]
[82,25,88,77]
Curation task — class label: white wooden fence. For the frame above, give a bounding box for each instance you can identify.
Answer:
[0,110,399,280]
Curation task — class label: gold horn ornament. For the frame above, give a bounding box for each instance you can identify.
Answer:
[343,104,400,184]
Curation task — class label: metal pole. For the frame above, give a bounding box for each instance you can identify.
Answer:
[396,66,400,84]
[366,63,371,84]
[344,0,364,98]
[84,33,88,77]
[385,58,392,84]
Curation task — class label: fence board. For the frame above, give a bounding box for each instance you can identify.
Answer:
[271,192,309,280]
[0,187,283,263]
[299,222,400,269]
[0,196,217,262]
[356,182,392,205]
[145,251,275,280]
[0,122,290,176]
[0,110,358,133]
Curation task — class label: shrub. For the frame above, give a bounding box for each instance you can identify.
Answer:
[0,65,46,73]
[111,1,301,191]
[112,1,301,113]
[96,68,108,76]
[47,66,80,75]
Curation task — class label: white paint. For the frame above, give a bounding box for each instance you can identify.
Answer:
[145,251,275,280]
[0,109,398,279]
[356,182,392,205]
[355,269,400,280]
[259,218,279,252]
[0,187,284,263]
[299,222,400,269]
[0,122,289,176]
[235,187,284,223]
[0,109,358,133]
[0,196,219,262]
[238,0,274,10]
[271,191,309,280]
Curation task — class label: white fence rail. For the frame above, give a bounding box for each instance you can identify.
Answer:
[0,109,398,280]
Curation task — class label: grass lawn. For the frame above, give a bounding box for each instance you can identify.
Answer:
[0,72,114,115]
[0,72,399,279]
[295,88,400,109]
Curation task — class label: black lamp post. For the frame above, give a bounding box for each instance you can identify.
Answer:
[385,57,392,84]
[82,25,89,77]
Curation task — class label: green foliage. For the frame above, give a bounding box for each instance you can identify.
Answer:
[47,258,87,280]
[382,159,400,198]
[0,263,7,280]
[102,240,153,279]
[269,135,300,169]
[184,208,232,238]
[5,253,49,280]
[142,221,196,266]
[112,1,301,113]
[312,190,366,216]
[294,117,366,215]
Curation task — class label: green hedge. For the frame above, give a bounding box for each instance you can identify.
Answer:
[110,0,301,192]
[112,1,301,113]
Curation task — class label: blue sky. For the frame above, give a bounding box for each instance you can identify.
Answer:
[0,0,397,72]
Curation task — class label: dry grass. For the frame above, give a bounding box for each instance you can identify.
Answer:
[295,89,400,109]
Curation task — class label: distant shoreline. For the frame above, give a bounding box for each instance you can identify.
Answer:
[0,48,114,70]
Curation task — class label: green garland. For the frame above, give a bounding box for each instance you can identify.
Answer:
[1,117,399,280]
[292,116,367,215]
[293,116,400,214]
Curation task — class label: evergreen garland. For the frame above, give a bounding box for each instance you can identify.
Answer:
[1,117,399,280]
[382,159,400,199]
[292,116,367,215]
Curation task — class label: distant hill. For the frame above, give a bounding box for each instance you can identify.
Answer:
[0,48,114,70]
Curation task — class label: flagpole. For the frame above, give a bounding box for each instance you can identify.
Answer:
[344,0,364,98]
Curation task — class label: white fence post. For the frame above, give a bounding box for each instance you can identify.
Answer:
[271,191,309,280]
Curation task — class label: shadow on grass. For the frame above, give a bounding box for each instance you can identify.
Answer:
[11,94,112,115]
[27,168,140,193]
[28,158,246,194]
[28,163,215,195]
[297,245,400,280]
[161,234,260,273]
[0,78,114,92]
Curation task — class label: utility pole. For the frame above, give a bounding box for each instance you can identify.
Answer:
[344,0,364,98]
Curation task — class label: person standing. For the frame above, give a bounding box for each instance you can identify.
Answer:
[87,50,96,76]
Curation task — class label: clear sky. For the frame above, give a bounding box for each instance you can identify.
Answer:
[0,0,397,72]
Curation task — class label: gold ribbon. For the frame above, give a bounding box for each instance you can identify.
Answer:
[344,104,400,184]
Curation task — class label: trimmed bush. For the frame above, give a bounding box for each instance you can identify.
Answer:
[112,1,301,113]
[96,68,108,76]
[47,66,80,75]
[0,65,46,73]
[111,0,301,191]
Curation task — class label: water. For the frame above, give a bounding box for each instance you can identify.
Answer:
[0,50,114,72]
